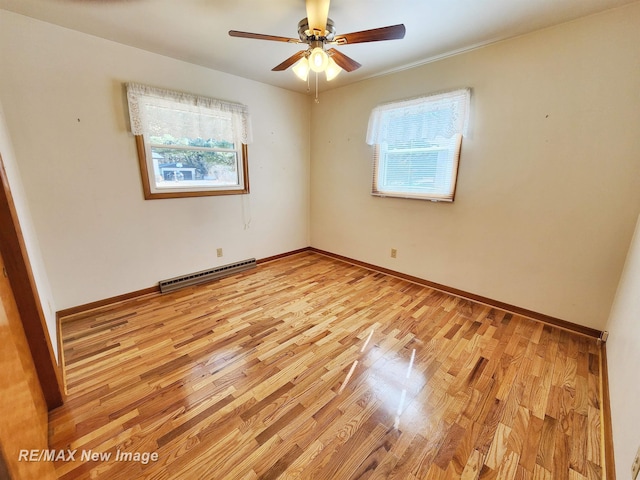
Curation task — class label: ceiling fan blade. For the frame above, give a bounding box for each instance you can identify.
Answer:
[327,48,361,72]
[306,0,330,34]
[272,50,307,71]
[334,24,406,44]
[229,30,301,43]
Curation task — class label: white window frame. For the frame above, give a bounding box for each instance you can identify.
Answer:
[126,83,252,199]
[367,88,470,202]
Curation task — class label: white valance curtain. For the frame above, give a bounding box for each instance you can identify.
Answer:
[126,83,253,144]
[366,88,470,146]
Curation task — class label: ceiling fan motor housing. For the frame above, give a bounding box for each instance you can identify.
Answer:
[298,18,336,42]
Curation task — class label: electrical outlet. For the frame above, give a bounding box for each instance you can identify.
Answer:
[216,248,223,258]
[390,248,397,258]
[632,444,640,480]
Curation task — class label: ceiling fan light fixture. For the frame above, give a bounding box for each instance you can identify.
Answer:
[230,2,407,86]
[325,57,342,81]
[308,47,329,73]
[292,57,310,81]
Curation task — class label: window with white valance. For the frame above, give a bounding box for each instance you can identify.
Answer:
[367,88,470,202]
[126,83,252,199]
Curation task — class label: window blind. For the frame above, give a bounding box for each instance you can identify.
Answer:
[367,89,470,202]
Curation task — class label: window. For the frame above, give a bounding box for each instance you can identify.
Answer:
[126,83,252,199]
[366,88,470,202]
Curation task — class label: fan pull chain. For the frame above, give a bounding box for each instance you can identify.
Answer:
[315,71,320,104]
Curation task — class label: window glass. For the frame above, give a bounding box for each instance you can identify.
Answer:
[126,83,251,199]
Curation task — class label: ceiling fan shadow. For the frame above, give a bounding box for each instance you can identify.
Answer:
[193,0,301,12]
[54,0,144,3]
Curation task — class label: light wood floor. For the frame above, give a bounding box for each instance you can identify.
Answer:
[51,252,604,479]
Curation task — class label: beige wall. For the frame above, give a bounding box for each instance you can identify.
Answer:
[0,11,311,309]
[310,3,640,330]
[0,102,58,361]
[606,212,640,476]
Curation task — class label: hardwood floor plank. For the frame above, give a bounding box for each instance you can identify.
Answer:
[50,252,605,479]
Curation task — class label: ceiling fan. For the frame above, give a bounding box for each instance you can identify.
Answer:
[229,0,406,82]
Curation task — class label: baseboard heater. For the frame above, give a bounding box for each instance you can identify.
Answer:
[159,258,257,293]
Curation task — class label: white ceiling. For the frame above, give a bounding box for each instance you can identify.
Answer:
[1,0,636,94]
